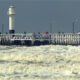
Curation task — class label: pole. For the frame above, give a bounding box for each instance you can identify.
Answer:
[2,24,4,34]
[50,23,52,44]
[50,23,52,33]
[72,22,75,33]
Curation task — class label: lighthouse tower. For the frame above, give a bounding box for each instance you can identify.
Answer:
[8,6,15,34]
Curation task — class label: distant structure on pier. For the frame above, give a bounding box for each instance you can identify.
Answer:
[0,5,80,46]
[8,6,15,34]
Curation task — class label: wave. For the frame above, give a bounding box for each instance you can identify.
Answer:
[0,45,80,80]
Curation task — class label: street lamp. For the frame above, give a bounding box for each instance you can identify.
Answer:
[72,18,78,33]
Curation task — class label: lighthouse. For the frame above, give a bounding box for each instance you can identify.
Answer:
[8,6,15,34]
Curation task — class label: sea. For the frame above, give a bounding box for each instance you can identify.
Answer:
[0,45,80,80]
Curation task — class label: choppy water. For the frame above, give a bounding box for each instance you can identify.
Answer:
[0,45,80,80]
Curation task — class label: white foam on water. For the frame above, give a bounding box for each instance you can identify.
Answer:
[0,45,80,80]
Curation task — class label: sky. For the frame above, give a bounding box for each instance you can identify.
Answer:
[0,0,80,33]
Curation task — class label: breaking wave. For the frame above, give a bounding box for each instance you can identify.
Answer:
[0,45,80,80]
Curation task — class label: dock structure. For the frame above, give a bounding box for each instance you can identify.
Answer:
[0,33,80,46]
[0,5,80,46]
[0,33,50,46]
[51,33,80,45]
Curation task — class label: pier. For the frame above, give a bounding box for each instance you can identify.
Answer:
[0,33,80,46]
[0,33,50,46]
[51,33,80,45]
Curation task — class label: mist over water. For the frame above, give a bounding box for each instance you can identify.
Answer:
[0,45,80,80]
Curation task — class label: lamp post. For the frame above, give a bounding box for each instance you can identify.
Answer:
[72,18,78,33]
[72,22,75,33]
[2,24,4,34]
[49,23,52,44]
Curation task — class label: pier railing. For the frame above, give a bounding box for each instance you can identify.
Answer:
[0,33,80,45]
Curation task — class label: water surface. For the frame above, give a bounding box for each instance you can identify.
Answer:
[0,45,80,80]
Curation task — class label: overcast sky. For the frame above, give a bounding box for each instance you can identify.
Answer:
[0,0,80,33]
